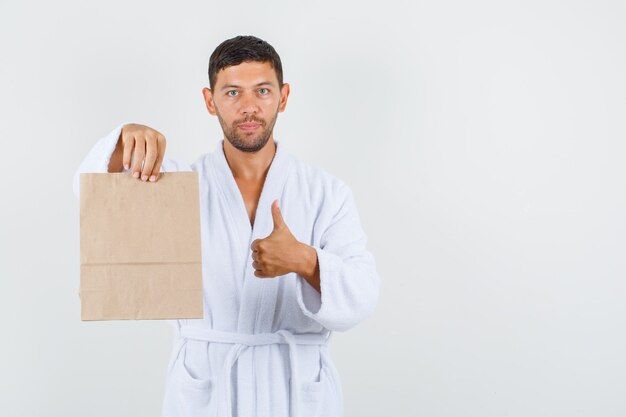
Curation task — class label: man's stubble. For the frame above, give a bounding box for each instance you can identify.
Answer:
[215,103,280,153]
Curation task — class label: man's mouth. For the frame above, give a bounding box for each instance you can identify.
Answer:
[238,123,260,131]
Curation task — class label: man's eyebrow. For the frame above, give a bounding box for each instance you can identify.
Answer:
[220,81,275,91]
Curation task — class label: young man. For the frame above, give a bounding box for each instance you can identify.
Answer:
[73,35,380,417]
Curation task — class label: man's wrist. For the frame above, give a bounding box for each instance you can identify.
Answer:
[294,242,321,293]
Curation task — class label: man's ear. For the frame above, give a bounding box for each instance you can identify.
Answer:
[278,82,290,113]
[202,87,216,116]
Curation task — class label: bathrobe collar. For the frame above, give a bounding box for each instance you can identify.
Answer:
[209,138,294,332]
[211,138,292,243]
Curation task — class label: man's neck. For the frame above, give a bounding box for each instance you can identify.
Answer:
[222,138,277,182]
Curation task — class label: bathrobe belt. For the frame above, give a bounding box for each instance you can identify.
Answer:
[179,326,331,417]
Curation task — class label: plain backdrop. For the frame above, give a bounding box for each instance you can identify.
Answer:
[1,0,625,416]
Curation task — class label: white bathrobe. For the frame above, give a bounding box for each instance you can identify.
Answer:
[73,123,381,417]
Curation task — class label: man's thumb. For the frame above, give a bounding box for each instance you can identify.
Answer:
[271,199,286,230]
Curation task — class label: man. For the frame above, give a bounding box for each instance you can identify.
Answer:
[73,35,380,417]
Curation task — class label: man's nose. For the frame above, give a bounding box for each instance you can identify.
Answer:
[240,91,259,115]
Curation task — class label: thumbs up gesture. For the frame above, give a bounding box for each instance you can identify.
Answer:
[250,199,308,279]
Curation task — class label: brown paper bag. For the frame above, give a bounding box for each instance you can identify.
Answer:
[79,172,204,321]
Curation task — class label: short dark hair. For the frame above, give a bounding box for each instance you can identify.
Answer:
[208,35,283,91]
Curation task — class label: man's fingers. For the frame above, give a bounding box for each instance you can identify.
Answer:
[253,269,268,278]
[119,125,168,181]
[132,137,146,178]
[122,133,135,171]
[149,135,166,182]
[141,134,158,181]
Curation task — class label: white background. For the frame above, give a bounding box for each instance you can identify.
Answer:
[1,0,625,416]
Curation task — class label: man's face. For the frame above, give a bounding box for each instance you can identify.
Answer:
[203,61,290,153]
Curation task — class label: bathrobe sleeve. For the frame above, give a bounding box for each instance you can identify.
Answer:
[295,182,381,332]
[72,122,188,200]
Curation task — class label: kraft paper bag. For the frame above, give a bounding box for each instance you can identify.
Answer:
[79,172,204,321]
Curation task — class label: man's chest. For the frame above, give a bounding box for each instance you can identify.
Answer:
[235,177,264,227]
[197,164,322,253]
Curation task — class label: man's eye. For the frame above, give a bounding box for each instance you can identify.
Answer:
[227,91,238,97]
[259,88,269,95]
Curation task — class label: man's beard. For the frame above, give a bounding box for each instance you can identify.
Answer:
[215,105,279,153]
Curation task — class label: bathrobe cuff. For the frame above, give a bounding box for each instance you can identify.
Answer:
[295,245,346,327]
[72,121,132,199]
